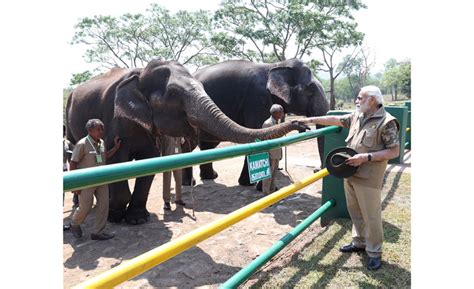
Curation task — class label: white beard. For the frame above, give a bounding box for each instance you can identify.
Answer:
[356,102,370,114]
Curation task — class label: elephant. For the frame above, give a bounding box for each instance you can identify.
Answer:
[182,58,330,186]
[66,59,308,225]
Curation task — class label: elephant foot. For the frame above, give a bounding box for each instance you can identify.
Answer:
[124,207,150,225]
[182,177,197,186]
[238,176,252,186]
[108,208,126,223]
[200,170,218,180]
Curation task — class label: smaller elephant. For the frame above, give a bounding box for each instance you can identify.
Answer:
[183,58,329,186]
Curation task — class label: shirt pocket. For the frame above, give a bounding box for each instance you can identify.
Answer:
[361,128,377,148]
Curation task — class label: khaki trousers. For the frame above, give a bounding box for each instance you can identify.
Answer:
[163,169,182,202]
[160,136,183,202]
[71,185,109,235]
[262,159,280,194]
[344,179,383,258]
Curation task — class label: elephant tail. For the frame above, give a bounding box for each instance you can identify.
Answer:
[65,91,77,144]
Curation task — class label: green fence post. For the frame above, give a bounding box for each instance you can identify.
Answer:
[385,106,408,164]
[321,110,351,226]
[405,101,411,150]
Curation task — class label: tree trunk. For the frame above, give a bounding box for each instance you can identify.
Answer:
[329,71,336,110]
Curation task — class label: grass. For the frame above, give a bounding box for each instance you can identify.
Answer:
[244,169,411,288]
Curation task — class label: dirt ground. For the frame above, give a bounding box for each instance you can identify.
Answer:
[63,131,411,289]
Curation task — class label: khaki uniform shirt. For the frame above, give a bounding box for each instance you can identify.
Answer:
[71,135,106,169]
[262,116,283,160]
[339,107,400,188]
[160,135,183,156]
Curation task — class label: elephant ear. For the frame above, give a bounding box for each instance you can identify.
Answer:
[140,65,171,101]
[114,74,154,134]
[267,67,292,104]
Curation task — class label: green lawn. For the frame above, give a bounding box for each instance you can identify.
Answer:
[245,169,411,288]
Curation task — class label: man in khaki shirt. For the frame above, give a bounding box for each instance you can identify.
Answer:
[301,86,400,271]
[158,135,186,211]
[69,119,121,241]
[261,104,285,195]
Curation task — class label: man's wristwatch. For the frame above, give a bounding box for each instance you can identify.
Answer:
[367,153,372,161]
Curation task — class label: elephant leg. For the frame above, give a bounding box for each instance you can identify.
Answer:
[238,159,252,186]
[181,138,197,186]
[124,143,158,225]
[182,168,196,186]
[108,180,132,223]
[199,141,219,180]
[125,174,154,225]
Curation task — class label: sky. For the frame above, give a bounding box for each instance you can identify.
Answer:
[60,0,413,86]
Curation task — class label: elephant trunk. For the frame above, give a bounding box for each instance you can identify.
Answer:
[186,92,301,143]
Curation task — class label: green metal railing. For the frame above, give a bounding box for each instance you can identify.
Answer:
[220,199,336,288]
[64,126,340,192]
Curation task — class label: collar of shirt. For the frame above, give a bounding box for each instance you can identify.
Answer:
[87,135,102,148]
[361,106,385,121]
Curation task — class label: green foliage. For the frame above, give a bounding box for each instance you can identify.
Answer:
[382,58,411,99]
[399,61,411,97]
[69,70,93,88]
[213,0,366,63]
[71,4,215,70]
[67,0,410,105]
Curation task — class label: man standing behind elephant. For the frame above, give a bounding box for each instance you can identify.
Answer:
[261,104,285,195]
[158,135,186,211]
[68,119,121,241]
[300,86,400,270]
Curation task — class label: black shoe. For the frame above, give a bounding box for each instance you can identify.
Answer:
[91,232,115,241]
[164,202,171,210]
[339,243,365,253]
[175,199,186,206]
[367,257,382,270]
[70,225,82,238]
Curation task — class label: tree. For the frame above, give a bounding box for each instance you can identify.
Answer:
[213,1,365,62]
[71,4,217,72]
[382,58,411,100]
[69,70,93,88]
[399,61,411,98]
[340,46,375,100]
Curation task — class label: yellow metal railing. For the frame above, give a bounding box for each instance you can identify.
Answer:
[73,169,330,288]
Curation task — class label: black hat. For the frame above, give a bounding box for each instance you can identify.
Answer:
[325,147,359,178]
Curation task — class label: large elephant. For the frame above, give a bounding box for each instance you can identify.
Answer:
[66,59,307,224]
[182,58,330,186]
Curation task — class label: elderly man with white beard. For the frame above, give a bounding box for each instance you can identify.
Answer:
[299,85,400,271]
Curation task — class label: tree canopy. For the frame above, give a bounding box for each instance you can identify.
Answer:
[71,5,216,71]
[382,58,411,99]
[68,1,410,105]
